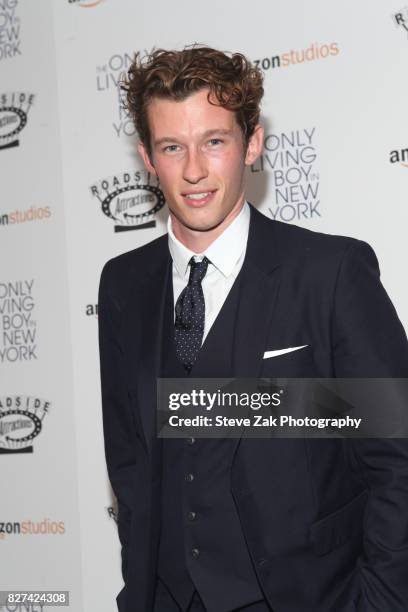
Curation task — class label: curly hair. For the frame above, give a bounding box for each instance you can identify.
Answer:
[121,45,264,156]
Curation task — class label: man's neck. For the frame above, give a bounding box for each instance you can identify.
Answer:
[170,198,246,253]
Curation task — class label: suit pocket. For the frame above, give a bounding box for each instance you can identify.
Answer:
[261,344,317,376]
[310,488,369,556]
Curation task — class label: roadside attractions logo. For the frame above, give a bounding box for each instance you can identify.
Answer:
[96,50,142,138]
[0,395,50,454]
[393,7,408,37]
[0,0,21,61]
[0,279,37,363]
[253,42,339,72]
[390,146,408,168]
[90,170,165,232]
[0,92,34,150]
[251,127,320,221]
[107,504,118,524]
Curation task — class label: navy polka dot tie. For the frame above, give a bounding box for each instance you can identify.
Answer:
[174,256,209,374]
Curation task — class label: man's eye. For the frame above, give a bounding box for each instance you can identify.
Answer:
[208,138,223,146]
[163,145,180,153]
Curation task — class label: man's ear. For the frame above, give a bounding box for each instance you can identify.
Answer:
[138,141,157,176]
[244,124,264,166]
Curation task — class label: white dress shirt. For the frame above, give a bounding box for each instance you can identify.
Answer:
[168,201,250,344]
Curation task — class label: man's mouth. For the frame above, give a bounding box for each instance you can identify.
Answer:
[186,192,211,200]
[182,190,216,206]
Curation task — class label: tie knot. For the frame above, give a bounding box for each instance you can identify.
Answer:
[188,256,209,285]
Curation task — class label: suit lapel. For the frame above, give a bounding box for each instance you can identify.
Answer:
[230,205,281,460]
[233,205,281,377]
[133,239,171,462]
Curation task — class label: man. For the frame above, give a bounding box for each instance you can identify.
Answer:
[98,46,408,612]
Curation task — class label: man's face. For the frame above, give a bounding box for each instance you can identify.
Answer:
[138,89,263,233]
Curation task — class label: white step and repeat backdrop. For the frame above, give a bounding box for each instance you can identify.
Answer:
[1,1,407,610]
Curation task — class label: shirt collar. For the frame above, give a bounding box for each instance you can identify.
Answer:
[167,201,250,279]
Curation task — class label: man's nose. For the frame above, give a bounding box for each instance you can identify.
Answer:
[183,149,208,184]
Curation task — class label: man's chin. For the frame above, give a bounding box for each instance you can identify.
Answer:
[179,217,224,233]
[170,208,225,233]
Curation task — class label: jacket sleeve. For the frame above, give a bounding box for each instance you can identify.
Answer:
[332,240,408,611]
[98,260,144,587]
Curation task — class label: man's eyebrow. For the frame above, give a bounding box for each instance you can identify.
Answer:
[153,136,181,146]
[201,128,233,138]
[153,129,233,147]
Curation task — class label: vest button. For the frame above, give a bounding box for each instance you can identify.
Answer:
[187,511,196,521]
[185,473,194,482]
[186,437,196,445]
[191,547,200,559]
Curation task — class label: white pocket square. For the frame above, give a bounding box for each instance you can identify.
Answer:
[263,345,309,359]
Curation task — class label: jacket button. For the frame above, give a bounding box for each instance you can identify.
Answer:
[185,473,194,482]
[186,437,196,445]
[191,547,200,559]
[187,511,196,521]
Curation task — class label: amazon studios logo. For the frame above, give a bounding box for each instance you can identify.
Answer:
[389,145,408,168]
[251,127,321,222]
[0,517,65,540]
[0,0,21,61]
[0,395,50,454]
[393,7,408,37]
[0,92,34,150]
[96,50,138,138]
[0,279,37,363]
[90,170,165,232]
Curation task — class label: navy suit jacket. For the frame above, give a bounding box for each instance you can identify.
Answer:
[98,204,408,611]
